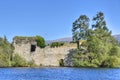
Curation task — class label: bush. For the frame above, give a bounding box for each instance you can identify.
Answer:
[36,36,46,48]
[12,54,27,67]
[109,46,120,56]
[102,56,120,68]
[50,42,64,48]
[11,54,37,67]
[27,60,36,67]
[0,53,9,67]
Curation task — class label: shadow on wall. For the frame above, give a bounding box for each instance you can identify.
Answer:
[63,49,77,67]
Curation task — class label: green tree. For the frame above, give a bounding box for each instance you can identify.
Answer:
[3,36,14,66]
[92,12,108,31]
[72,15,89,49]
[72,12,120,68]
[92,12,112,40]
[102,56,120,68]
[109,46,120,56]
[87,12,113,53]
[0,36,13,67]
[35,36,46,48]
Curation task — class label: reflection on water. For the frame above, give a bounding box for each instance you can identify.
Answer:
[0,67,120,80]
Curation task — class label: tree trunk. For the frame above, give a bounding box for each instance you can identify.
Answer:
[77,41,79,49]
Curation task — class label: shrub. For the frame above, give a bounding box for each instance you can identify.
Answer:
[0,53,9,67]
[27,60,36,67]
[102,56,120,68]
[36,36,46,48]
[50,42,64,48]
[12,54,27,67]
[109,46,120,57]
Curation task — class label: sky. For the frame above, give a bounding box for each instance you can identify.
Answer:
[0,0,120,42]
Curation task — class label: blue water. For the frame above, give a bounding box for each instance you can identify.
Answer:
[0,67,120,80]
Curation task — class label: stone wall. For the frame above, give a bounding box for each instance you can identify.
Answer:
[13,37,76,67]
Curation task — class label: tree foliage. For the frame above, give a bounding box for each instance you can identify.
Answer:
[72,15,89,49]
[0,36,13,67]
[0,53,9,67]
[36,36,46,48]
[0,36,36,67]
[72,12,120,68]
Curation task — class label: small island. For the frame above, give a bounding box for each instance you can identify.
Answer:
[0,12,120,68]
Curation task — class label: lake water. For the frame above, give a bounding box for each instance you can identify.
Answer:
[0,67,120,80]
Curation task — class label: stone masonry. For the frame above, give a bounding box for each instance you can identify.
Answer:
[13,36,76,67]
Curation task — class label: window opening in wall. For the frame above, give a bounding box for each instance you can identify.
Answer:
[31,44,36,52]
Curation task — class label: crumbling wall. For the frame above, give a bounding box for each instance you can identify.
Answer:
[13,37,76,67]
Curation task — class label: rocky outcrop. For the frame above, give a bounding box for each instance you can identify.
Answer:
[13,36,76,67]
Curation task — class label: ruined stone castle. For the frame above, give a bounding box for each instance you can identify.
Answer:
[13,36,76,67]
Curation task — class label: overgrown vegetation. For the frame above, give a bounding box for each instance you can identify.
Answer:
[11,54,27,67]
[35,36,46,48]
[14,36,46,48]
[0,36,36,67]
[50,42,64,48]
[0,36,13,67]
[12,54,36,67]
[0,12,119,68]
[72,12,120,68]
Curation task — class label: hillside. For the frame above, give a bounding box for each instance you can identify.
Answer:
[46,37,72,44]
[113,34,120,43]
[46,35,120,45]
